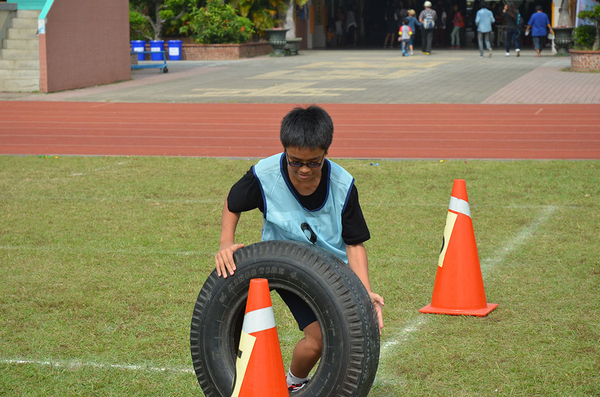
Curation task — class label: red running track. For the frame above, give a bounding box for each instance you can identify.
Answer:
[1,102,599,159]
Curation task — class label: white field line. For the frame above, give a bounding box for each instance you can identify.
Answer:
[0,358,194,374]
[0,244,212,257]
[374,205,557,387]
[0,195,221,204]
[480,204,557,275]
[1,206,558,385]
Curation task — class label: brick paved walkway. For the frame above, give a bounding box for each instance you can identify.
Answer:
[483,63,600,104]
[1,49,598,104]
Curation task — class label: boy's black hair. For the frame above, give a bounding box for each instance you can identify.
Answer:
[535,5,542,11]
[403,18,409,25]
[280,105,334,151]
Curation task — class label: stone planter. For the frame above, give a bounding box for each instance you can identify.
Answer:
[168,41,271,61]
[569,49,600,72]
[284,37,302,56]
[266,28,289,57]
[554,27,574,56]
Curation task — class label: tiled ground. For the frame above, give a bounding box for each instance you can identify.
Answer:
[2,48,597,104]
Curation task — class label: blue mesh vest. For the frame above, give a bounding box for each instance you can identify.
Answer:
[252,153,354,264]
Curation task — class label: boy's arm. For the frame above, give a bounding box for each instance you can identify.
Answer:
[215,196,245,278]
[346,243,384,332]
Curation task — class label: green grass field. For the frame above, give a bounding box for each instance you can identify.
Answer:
[1,156,599,396]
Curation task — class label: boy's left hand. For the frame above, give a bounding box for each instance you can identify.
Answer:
[369,291,385,333]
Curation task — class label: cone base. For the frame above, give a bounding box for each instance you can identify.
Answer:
[419,303,498,317]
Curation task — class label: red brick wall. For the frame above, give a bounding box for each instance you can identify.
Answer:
[569,50,600,73]
[39,0,130,93]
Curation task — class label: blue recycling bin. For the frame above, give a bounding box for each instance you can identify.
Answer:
[131,40,146,61]
[150,40,165,61]
[168,40,183,61]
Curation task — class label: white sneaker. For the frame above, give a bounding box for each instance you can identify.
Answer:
[506,52,510,57]
[516,49,520,57]
[288,380,310,393]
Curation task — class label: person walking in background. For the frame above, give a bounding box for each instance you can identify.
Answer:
[397,1,409,22]
[384,2,398,48]
[406,9,422,55]
[326,18,336,47]
[362,4,372,44]
[502,2,521,56]
[476,1,495,57]
[525,5,554,57]
[490,1,502,47]
[451,4,464,49]
[419,1,437,54]
[336,6,346,46]
[398,18,413,56]
[433,0,447,47]
[346,5,357,46]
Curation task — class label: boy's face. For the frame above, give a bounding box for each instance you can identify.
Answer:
[284,146,327,184]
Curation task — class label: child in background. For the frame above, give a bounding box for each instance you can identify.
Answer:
[406,10,422,56]
[398,18,413,56]
[326,23,336,47]
[451,4,464,49]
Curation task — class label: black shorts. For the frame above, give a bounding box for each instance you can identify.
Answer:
[276,289,317,331]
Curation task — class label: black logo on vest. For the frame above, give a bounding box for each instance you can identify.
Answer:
[301,222,317,244]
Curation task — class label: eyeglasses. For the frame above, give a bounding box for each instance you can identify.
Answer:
[285,152,325,169]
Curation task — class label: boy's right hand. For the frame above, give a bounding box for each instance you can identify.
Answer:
[215,243,245,278]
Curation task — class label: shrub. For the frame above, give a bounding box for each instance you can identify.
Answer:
[573,24,597,49]
[180,0,255,44]
[576,2,600,50]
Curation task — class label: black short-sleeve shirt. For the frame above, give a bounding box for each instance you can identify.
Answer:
[227,160,370,245]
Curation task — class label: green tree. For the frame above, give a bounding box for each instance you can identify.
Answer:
[229,0,284,34]
[130,0,193,40]
[180,0,254,44]
[577,1,600,50]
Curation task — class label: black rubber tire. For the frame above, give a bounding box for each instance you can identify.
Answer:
[190,240,380,397]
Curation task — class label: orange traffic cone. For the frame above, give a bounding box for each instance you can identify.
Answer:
[420,179,498,317]
[231,278,288,397]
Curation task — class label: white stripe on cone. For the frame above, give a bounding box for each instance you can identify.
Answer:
[242,306,276,335]
[449,196,471,218]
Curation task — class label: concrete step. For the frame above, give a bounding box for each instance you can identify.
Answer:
[0,59,39,70]
[3,38,39,50]
[0,48,39,60]
[0,68,40,79]
[6,27,37,40]
[11,18,39,29]
[0,78,39,92]
[16,10,41,19]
